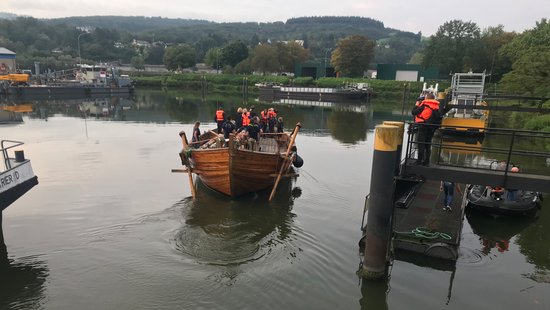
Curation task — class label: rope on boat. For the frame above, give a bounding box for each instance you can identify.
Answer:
[394,227,452,240]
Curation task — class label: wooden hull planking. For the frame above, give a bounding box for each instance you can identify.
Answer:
[187,135,293,198]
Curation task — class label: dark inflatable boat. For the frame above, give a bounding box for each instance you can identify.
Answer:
[466,185,543,216]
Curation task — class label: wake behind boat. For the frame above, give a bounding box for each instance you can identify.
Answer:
[177,123,303,199]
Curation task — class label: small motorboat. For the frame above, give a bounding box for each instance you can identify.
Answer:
[466,184,542,216]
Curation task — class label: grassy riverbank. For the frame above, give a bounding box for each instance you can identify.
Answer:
[130,72,446,98]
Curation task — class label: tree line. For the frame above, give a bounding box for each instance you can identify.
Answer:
[0,14,549,98]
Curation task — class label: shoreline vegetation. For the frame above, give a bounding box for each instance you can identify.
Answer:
[130,72,437,98]
[129,72,549,132]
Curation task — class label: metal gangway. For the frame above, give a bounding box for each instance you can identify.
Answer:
[449,72,487,118]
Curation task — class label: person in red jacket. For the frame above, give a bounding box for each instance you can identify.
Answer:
[411,93,440,165]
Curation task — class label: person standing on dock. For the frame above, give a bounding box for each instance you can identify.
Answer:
[215,106,225,134]
[440,181,462,212]
[412,93,441,165]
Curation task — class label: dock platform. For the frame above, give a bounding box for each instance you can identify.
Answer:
[392,178,466,260]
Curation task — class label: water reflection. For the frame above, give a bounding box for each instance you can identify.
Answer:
[1,89,377,144]
[359,278,390,310]
[467,209,538,255]
[0,217,48,310]
[515,203,550,283]
[172,177,301,266]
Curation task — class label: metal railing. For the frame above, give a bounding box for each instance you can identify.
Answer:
[1,139,24,170]
[403,123,550,177]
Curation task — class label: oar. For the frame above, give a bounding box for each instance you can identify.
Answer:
[179,131,196,199]
[269,123,302,201]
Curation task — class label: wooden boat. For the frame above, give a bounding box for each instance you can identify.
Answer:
[178,123,302,199]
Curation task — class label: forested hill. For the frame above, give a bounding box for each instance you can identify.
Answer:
[50,16,213,32]
[0,14,423,69]
[45,15,422,59]
[48,15,419,42]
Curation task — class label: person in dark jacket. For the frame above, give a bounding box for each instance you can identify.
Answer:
[221,116,236,139]
[235,107,243,129]
[191,121,201,148]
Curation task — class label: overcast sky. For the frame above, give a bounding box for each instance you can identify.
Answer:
[2,0,549,36]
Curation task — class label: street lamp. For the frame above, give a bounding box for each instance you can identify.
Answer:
[77,32,90,65]
[324,48,332,77]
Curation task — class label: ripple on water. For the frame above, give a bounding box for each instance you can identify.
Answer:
[456,232,492,266]
[169,195,300,266]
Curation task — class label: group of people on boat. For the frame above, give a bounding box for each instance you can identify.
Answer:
[191,105,286,150]
[485,164,520,201]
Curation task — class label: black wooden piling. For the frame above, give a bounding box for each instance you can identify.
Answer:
[360,124,400,279]
[383,121,404,176]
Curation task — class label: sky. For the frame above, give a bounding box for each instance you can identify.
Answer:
[2,0,549,36]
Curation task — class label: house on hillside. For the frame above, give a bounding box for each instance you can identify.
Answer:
[0,47,16,74]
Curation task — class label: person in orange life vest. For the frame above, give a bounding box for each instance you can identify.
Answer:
[214,106,225,134]
[267,108,277,133]
[241,108,250,126]
[411,93,440,165]
[260,109,268,132]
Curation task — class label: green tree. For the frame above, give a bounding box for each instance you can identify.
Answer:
[163,44,196,71]
[499,19,550,96]
[479,26,516,82]
[234,58,253,74]
[422,20,482,75]
[220,40,249,67]
[331,35,375,77]
[251,44,279,75]
[131,55,145,70]
[145,45,165,65]
[277,41,309,73]
[204,47,221,70]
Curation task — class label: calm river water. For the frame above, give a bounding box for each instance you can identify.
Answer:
[0,89,548,309]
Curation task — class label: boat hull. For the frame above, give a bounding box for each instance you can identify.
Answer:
[440,117,488,137]
[466,185,542,216]
[258,85,370,102]
[189,146,292,198]
[0,160,38,211]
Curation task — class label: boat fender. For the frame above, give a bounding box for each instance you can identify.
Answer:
[293,154,304,168]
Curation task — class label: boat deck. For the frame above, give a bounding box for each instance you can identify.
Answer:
[393,179,466,260]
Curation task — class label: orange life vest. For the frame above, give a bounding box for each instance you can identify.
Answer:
[215,110,224,121]
[414,99,440,123]
[242,113,250,126]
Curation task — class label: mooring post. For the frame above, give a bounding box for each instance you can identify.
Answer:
[360,124,399,280]
[382,121,404,176]
[0,212,6,259]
